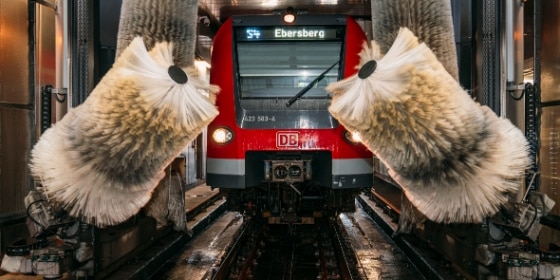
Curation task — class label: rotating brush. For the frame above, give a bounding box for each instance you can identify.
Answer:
[29,37,218,227]
[327,28,530,233]
[370,0,459,81]
[114,0,201,231]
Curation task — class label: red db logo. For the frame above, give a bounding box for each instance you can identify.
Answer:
[277,132,299,147]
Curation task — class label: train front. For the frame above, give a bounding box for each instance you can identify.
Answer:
[207,13,373,223]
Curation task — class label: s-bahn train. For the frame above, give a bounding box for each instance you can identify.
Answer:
[206,13,373,223]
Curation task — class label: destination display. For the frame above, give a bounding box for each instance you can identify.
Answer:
[236,26,344,41]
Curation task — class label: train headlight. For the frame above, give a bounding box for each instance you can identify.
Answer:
[344,130,362,144]
[212,127,233,144]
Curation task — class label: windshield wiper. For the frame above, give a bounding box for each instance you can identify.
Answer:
[285,60,340,107]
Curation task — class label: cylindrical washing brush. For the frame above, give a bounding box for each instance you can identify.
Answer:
[29,37,219,227]
[115,0,199,68]
[369,0,461,232]
[370,0,459,81]
[327,28,530,234]
[114,0,202,230]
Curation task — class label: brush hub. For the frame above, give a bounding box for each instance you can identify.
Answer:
[168,65,188,84]
[358,60,377,79]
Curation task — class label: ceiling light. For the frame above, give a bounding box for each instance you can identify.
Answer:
[283,7,296,23]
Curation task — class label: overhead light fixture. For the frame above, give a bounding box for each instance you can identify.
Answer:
[283,7,296,23]
[262,0,277,7]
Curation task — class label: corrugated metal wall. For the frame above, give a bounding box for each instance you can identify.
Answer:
[538,0,560,251]
[0,0,32,215]
[0,0,55,257]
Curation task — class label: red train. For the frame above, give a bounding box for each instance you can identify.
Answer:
[207,12,373,223]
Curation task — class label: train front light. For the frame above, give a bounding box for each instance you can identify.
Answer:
[212,127,233,144]
[344,130,362,144]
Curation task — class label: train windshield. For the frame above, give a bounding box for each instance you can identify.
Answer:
[235,27,343,100]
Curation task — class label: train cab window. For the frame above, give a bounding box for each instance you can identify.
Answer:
[235,36,342,100]
[231,23,346,126]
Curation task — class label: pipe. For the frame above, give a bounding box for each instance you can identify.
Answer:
[502,0,525,127]
[54,0,68,121]
[502,0,526,204]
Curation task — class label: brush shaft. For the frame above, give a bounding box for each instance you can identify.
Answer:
[116,0,199,67]
[370,0,458,80]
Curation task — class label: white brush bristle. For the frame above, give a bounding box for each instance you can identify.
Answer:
[327,28,530,230]
[29,37,219,227]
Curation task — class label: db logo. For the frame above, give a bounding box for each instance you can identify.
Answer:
[277,132,299,147]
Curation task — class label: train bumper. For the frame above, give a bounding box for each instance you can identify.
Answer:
[207,156,373,189]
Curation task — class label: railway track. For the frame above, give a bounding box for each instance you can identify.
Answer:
[133,186,464,280]
[174,200,430,280]
[213,218,354,280]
